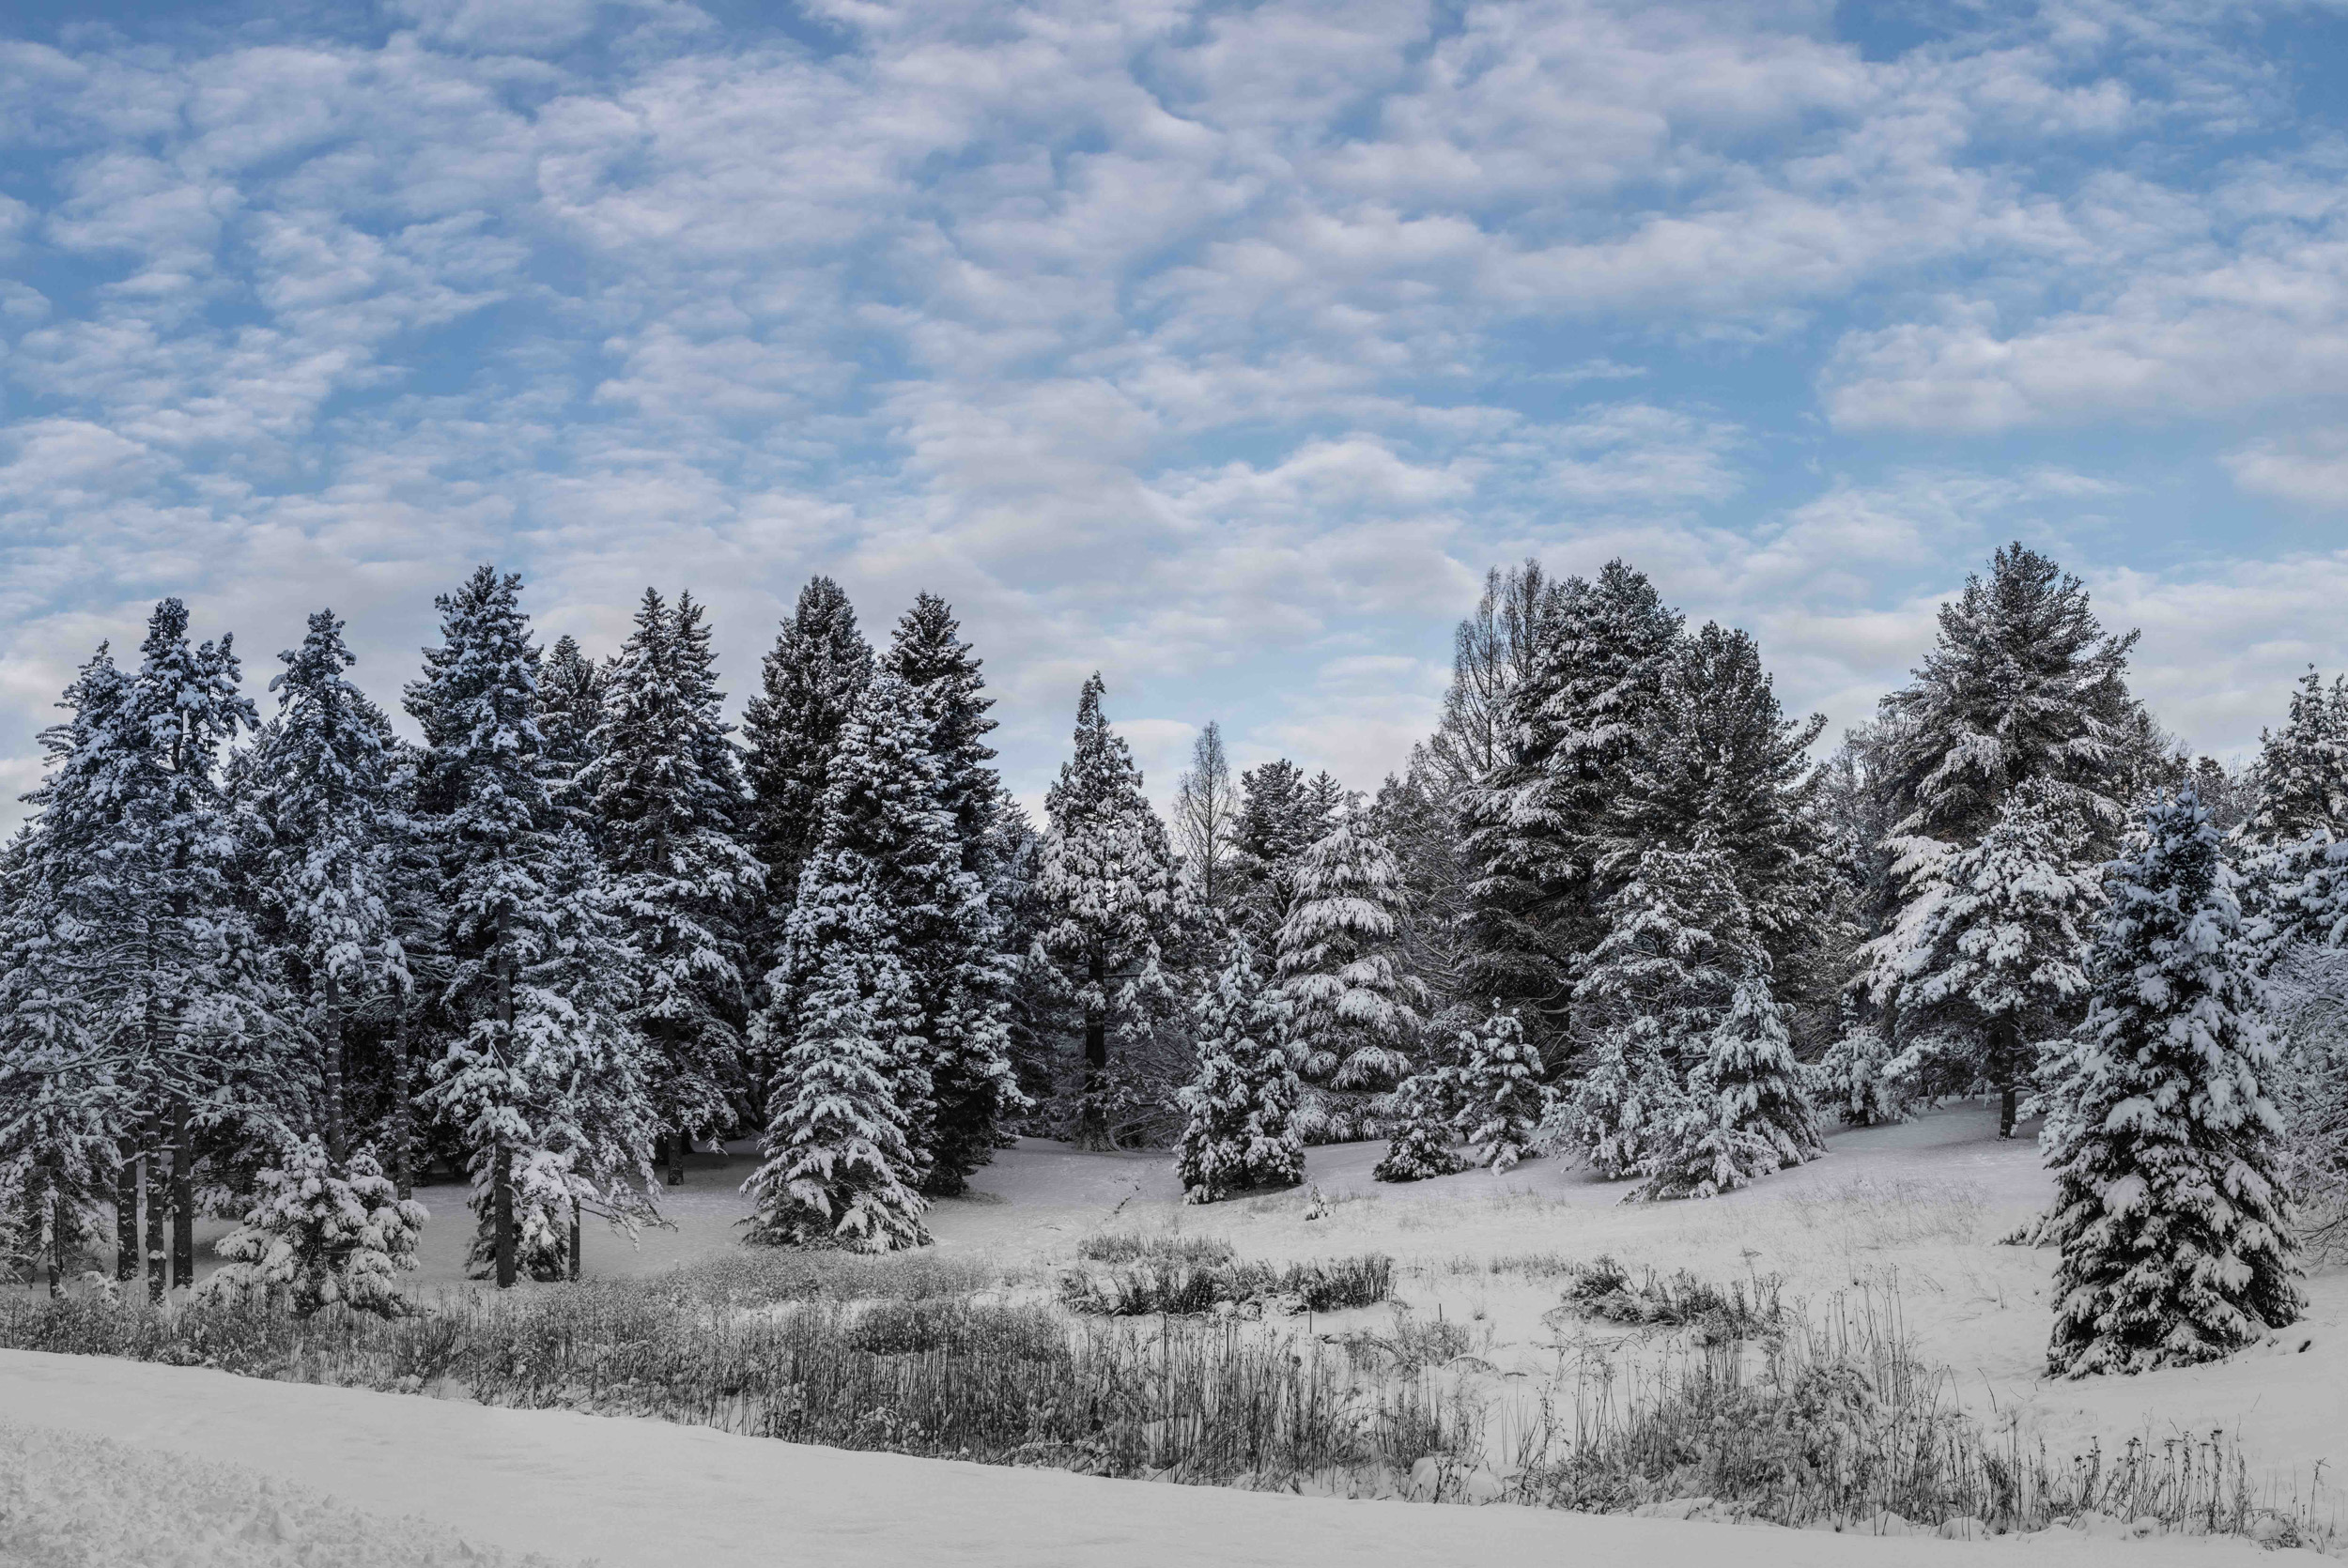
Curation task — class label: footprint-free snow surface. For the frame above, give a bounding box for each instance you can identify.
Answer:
[0,1347,2332,1568]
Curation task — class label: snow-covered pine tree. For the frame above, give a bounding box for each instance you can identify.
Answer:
[583,589,763,1183]
[1641,974,1822,1201]
[405,566,556,1289]
[1175,941,1305,1203]
[2042,790,2303,1376]
[204,1134,424,1316]
[1549,844,1747,1179]
[1629,622,1831,1025]
[1276,818,1424,1142]
[1815,1014,1906,1127]
[1454,1006,1549,1172]
[1231,758,1319,942]
[247,609,409,1162]
[1373,1061,1463,1182]
[1867,776,2102,1136]
[1035,674,1182,1147]
[744,855,931,1252]
[538,633,609,836]
[744,576,874,908]
[1461,561,1682,1040]
[2247,669,2348,845]
[0,1004,118,1295]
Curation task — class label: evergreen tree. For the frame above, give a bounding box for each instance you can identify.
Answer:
[405,566,556,1289]
[882,596,1024,1192]
[1372,1064,1463,1182]
[743,576,873,904]
[1276,819,1423,1141]
[1175,942,1305,1203]
[203,1134,424,1316]
[1035,674,1181,1146]
[583,589,763,1180]
[1461,561,1682,1038]
[744,853,930,1252]
[1231,758,1317,941]
[2245,669,2348,845]
[2042,791,2303,1376]
[247,609,409,1161]
[1868,777,2102,1135]
[1878,543,2144,849]
[1815,1016,1906,1127]
[537,634,608,835]
[1454,1007,1549,1172]
[1550,844,1749,1178]
[1640,975,1821,1201]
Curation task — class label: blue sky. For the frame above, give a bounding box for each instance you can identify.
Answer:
[4,0,2347,821]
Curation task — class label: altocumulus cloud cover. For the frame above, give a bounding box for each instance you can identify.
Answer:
[3,0,2348,815]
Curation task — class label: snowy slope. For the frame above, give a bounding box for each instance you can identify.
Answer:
[0,1347,2331,1568]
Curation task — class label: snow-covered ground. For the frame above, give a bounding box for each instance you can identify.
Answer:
[16,1100,2342,1563]
[2,1347,2336,1568]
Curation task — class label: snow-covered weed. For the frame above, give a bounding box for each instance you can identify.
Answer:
[1058,1252,1393,1315]
[1550,1254,1786,1343]
[1074,1231,1236,1268]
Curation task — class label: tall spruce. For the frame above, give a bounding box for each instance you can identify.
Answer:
[744,576,874,904]
[2041,791,2303,1376]
[247,610,409,1161]
[1231,759,1319,942]
[1276,818,1423,1141]
[881,598,1023,1193]
[405,566,555,1289]
[2246,669,2348,844]
[537,634,608,836]
[1035,674,1181,1147]
[583,589,763,1181]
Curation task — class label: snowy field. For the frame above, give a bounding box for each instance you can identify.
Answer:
[7,1101,2343,1564]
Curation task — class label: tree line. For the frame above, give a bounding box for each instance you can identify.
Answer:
[1,545,2340,1377]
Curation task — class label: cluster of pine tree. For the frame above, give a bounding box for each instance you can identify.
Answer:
[2,543,2338,1378]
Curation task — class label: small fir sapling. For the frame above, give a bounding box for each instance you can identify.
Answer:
[204,1134,425,1316]
[1454,1006,1550,1172]
[1175,942,1305,1203]
[1372,1064,1462,1183]
[2041,790,2304,1376]
[1639,975,1822,1202]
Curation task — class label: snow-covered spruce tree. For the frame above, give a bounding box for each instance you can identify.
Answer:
[2262,944,2348,1259]
[1641,975,1822,1202]
[203,1134,424,1316]
[1547,844,1747,1179]
[405,566,556,1289]
[537,633,609,836]
[1035,674,1182,1147]
[744,576,874,916]
[2247,669,2348,846]
[881,595,1024,1193]
[1461,561,1682,1040]
[2042,790,2303,1376]
[0,1024,118,1295]
[1628,622,1832,1028]
[246,609,410,1162]
[96,601,274,1295]
[1866,777,2102,1136]
[1276,818,1424,1142]
[1453,1006,1550,1172]
[1373,1061,1463,1183]
[1815,1015,1906,1128]
[583,589,763,1183]
[1175,942,1304,1203]
[744,858,931,1253]
[1230,758,1321,943]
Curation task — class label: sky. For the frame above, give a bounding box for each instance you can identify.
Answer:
[4,0,2348,823]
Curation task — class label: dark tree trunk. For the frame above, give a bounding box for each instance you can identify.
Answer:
[116,1155,139,1284]
[392,1011,417,1200]
[47,1194,65,1299]
[142,1145,164,1303]
[667,1126,686,1187]
[1990,1016,2021,1140]
[495,908,517,1290]
[170,1098,194,1290]
[1079,949,1109,1149]
[568,1198,581,1283]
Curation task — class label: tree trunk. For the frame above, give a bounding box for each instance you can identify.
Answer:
[170,1098,194,1289]
[392,1011,417,1199]
[667,1126,686,1187]
[1990,1016,2021,1140]
[568,1198,581,1283]
[47,1194,65,1299]
[142,1146,164,1303]
[322,969,347,1162]
[116,1154,139,1284]
[1079,949,1108,1149]
[495,907,517,1290]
